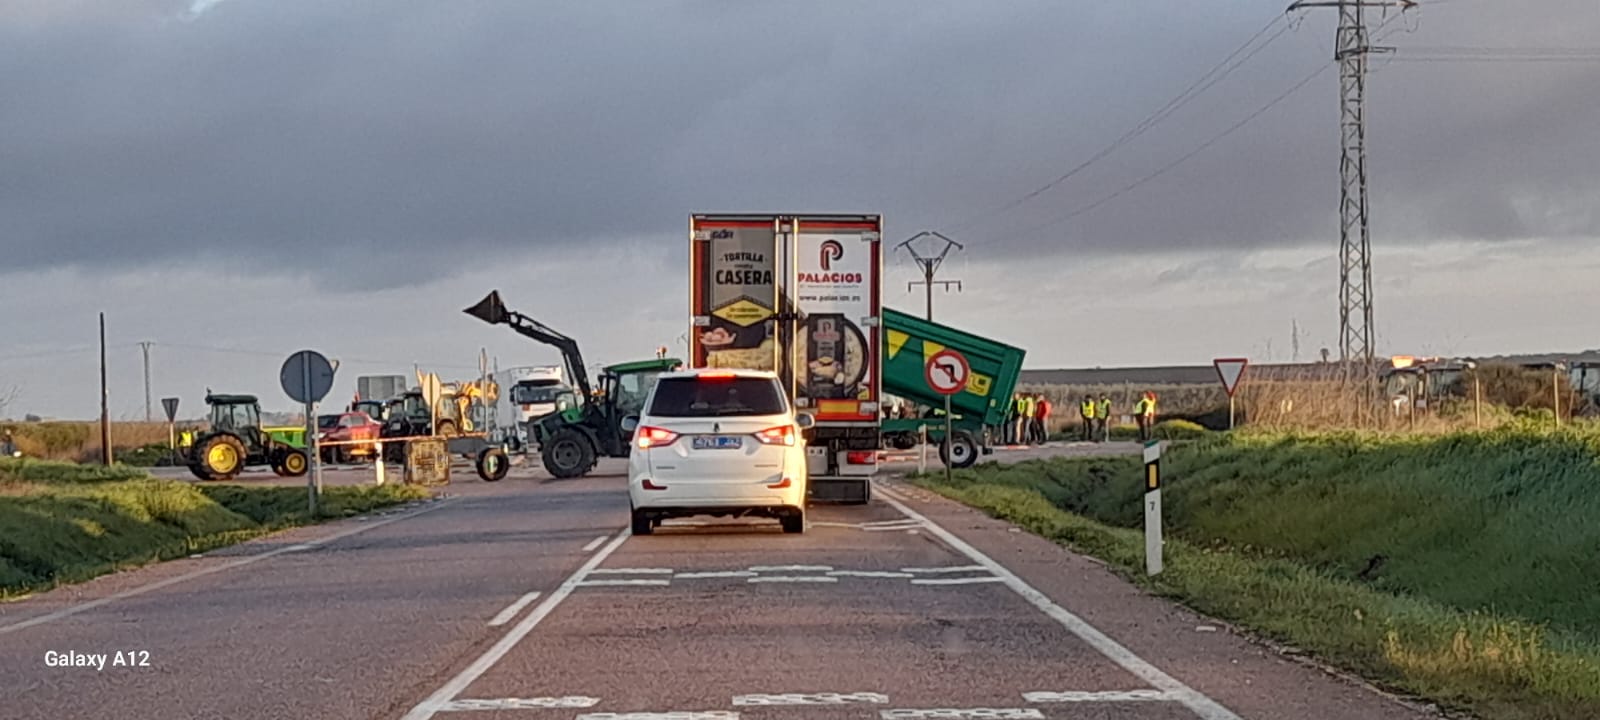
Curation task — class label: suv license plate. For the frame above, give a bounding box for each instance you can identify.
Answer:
[692,435,743,450]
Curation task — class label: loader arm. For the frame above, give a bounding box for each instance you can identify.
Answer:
[464,291,594,401]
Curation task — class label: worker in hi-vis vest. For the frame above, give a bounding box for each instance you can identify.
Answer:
[1079,395,1095,442]
[1135,391,1158,442]
[1096,394,1112,443]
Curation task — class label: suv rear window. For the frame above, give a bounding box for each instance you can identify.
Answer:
[647,377,787,418]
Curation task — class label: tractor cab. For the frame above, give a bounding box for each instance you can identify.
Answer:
[351,399,388,422]
[183,392,309,481]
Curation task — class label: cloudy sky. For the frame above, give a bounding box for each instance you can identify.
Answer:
[3,0,1597,419]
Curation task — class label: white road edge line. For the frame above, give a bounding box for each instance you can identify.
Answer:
[748,564,832,572]
[879,709,1041,719]
[401,528,630,720]
[676,571,758,579]
[581,535,610,552]
[577,713,738,720]
[733,692,890,705]
[588,567,674,574]
[487,592,543,627]
[827,570,913,578]
[0,497,460,636]
[873,484,1243,720]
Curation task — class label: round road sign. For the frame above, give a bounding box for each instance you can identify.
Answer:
[925,349,971,396]
[281,350,337,404]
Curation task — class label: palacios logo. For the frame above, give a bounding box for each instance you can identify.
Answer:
[820,239,844,271]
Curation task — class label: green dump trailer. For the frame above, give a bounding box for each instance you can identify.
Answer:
[879,307,1026,468]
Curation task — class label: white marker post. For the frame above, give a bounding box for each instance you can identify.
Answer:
[1213,357,1249,430]
[1143,440,1163,576]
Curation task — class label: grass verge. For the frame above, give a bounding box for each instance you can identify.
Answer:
[910,429,1600,720]
[0,458,430,599]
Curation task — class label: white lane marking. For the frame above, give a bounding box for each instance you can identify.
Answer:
[748,564,832,572]
[1023,690,1176,703]
[284,544,316,552]
[441,696,600,710]
[578,714,737,720]
[828,570,914,578]
[574,579,670,587]
[901,565,988,574]
[581,535,610,552]
[734,692,889,705]
[874,484,1243,720]
[747,576,837,584]
[487,592,543,627]
[911,576,1005,586]
[880,709,1042,719]
[676,571,758,579]
[400,530,630,720]
[0,498,458,636]
[861,519,922,528]
[589,567,674,574]
[863,523,925,532]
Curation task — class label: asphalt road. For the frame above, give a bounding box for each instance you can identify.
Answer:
[1,442,1437,720]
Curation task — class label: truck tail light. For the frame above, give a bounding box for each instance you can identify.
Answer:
[641,478,668,490]
[636,426,679,449]
[754,425,797,446]
[698,371,736,381]
[846,451,876,465]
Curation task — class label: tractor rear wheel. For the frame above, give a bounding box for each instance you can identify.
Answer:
[542,428,595,479]
[435,419,457,437]
[194,434,247,481]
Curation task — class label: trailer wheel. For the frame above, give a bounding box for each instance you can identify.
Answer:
[476,447,509,482]
[939,430,979,469]
[279,449,309,477]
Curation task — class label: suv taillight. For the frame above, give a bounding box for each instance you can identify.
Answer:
[754,425,797,446]
[636,426,679,449]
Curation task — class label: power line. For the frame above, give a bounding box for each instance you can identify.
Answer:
[1002,60,1333,241]
[940,11,1294,235]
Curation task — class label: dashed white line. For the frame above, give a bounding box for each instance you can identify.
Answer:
[879,709,1042,719]
[827,570,914,578]
[911,577,1005,586]
[873,484,1243,720]
[734,692,889,705]
[581,535,610,552]
[578,714,738,720]
[747,576,838,584]
[441,696,600,711]
[748,564,833,572]
[283,544,316,552]
[589,567,674,574]
[901,565,988,574]
[1023,690,1175,703]
[400,529,630,720]
[487,592,543,627]
[676,571,758,579]
[0,498,459,636]
[574,579,670,587]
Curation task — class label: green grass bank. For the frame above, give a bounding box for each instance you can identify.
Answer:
[912,426,1600,720]
[0,458,430,599]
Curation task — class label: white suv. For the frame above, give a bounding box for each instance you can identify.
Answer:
[622,368,813,535]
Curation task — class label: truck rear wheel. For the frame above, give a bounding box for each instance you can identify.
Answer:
[939,430,979,469]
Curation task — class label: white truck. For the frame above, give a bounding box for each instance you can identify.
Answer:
[490,365,569,447]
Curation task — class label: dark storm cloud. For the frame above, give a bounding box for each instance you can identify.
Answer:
[1,0,1596,286]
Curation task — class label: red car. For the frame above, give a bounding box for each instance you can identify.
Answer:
[316,412,382,463]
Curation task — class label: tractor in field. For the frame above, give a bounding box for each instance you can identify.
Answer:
[183,393,310,481]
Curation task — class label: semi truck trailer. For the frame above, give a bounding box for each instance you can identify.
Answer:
[688,213,882,504]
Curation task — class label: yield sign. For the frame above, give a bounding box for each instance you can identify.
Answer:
[926,349,971,396]
[1214,358,1249,397]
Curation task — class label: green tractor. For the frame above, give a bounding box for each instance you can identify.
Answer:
[464,290,681,479]
[529,358,680,478]
[184,393,311,481]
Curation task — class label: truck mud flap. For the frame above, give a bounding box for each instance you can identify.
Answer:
[808,476,871,505]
